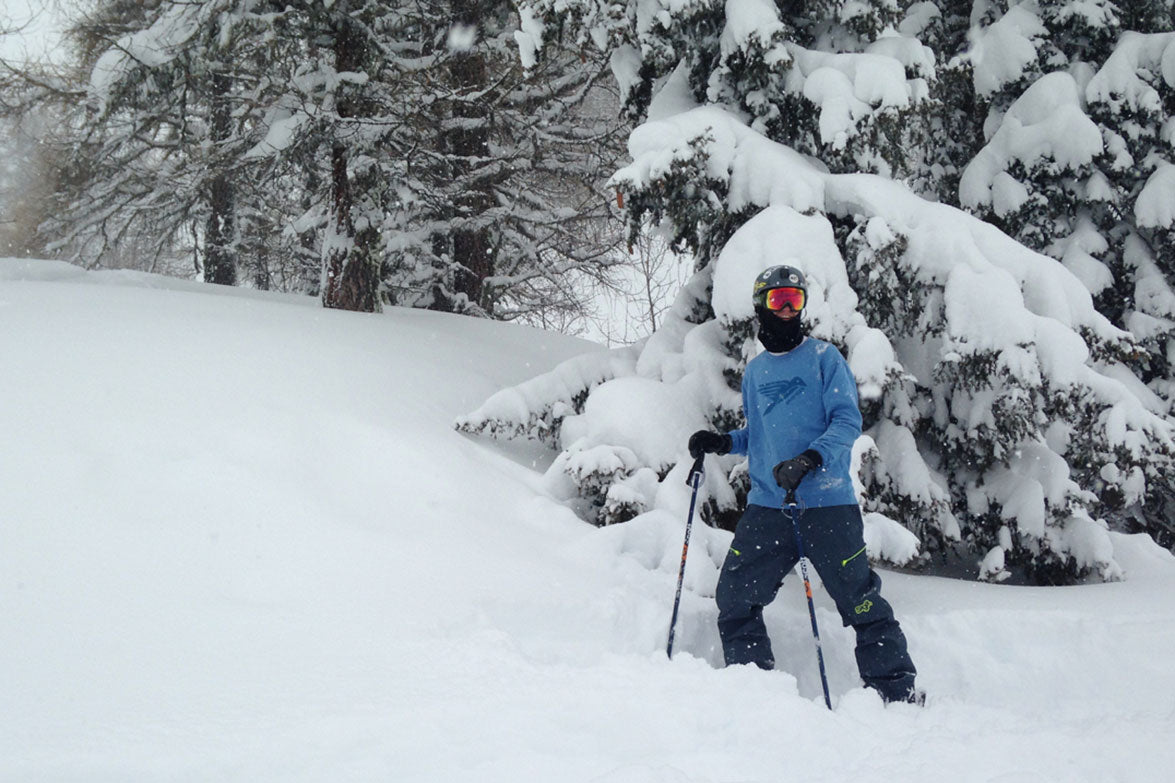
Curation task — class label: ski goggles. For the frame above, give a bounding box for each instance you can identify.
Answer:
[762,286,806,312]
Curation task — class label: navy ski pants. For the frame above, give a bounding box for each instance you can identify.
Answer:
[715,503,916,701]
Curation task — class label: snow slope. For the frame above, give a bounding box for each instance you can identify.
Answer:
[2,259,1174,782]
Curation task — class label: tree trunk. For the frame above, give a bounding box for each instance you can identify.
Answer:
[445,0,493,312]
[322,5,382,313]
[204,69,236,286]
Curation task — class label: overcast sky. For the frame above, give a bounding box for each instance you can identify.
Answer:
[1,0,64,63]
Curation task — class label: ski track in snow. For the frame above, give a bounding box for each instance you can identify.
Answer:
[2,260,1173,782]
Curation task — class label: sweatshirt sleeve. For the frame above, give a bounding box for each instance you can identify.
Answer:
[808,347,862,466]
[726,371,750,456]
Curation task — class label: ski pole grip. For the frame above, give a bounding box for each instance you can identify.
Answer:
[785,488,798,507]
[686,453,705,487]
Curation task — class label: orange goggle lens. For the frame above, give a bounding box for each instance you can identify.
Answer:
[764,287,806,311]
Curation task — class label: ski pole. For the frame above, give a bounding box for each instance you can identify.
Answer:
[786,488,833,709]
[667,453,705,659]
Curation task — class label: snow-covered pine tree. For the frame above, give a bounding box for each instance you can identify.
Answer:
[954,2,1175,543]
[1083,28,1175,338]
[372,0,627,321]
[1083,29,1175,542]
[37,2,271,280]
[459,0,1175,581]
[220,0,626,318]
[24,0,624,319]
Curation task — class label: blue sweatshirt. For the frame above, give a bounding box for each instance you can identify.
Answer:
[727,337,861,509]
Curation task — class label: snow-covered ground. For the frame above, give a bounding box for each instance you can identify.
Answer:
[3,259,1174,782]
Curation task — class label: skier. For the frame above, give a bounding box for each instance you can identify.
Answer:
[688,264,922,705]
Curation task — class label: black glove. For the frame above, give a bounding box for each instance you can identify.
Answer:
[688,430,732,459]
[772,450,822,491]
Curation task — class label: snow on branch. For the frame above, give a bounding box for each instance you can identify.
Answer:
[784,43,920,149]
[965,4,1047,97]
[455,344,641,448]
[1085,31,1175,112]
[1135,164,1175,229]
[960,72,1103,216]
[89,2,205,110]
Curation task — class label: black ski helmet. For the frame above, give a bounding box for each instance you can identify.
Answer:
[752,265,807,310]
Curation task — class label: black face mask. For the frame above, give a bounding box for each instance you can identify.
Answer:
[756,306,804,353]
